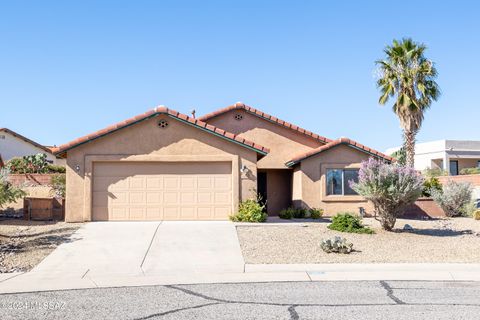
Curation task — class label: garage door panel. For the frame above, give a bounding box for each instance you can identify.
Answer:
[214,192,231,204]
[146,192,162,204]
[92,162,232,221]
[197,192,213,203]
[129,192,145,204]
[197,177,214,189]
[164,177,179,189]
[129,177,146,189]
[146,177,163,189]
[214,177,230,189]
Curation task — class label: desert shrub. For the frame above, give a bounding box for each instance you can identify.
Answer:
[51,174,66,198]
[422,176,442,197]
[293,207,306,218]
[0,168,26,208]
[473,209,480,220]
[431,180,473,217]
[320,236,353,254]
[22,153,49,173]
[460,167,480,175]
[350,158,424,231]
[47,164,66,173]
[6,157,26,173]
[328,212,374,234]
[423,167,448,178]
[309,208,323,219]
[279,207,294,219]
[229,199,267,222]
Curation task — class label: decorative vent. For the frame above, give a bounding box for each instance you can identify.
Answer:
[234,113,243,121]
[0,135,5,140]
[158,120,169,128]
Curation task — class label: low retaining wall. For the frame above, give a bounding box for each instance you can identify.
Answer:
[8,174,55,187]
[438,174,480,186]
[402,198,446,219]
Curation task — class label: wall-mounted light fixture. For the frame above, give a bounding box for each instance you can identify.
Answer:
[75,165,81,173]
[240,165,250,174]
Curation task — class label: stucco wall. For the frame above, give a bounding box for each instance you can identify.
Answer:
[293,144,374,216]
[65,114,259,222]
[205,109,324,169]
[0,131,64,165]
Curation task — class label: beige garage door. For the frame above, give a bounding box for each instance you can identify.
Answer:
[92,162,232,221]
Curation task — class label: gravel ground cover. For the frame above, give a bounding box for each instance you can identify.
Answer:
[237,217,480,264]
[0,220,81,273]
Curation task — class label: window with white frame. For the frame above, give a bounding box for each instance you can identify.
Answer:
[326,168,359,195]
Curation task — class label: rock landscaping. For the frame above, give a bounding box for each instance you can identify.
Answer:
[0,220,81,273]
[236,217,480,264]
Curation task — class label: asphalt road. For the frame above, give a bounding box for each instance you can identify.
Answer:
[1,281,479,319]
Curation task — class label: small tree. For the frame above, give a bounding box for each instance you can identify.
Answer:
[0,168,26,208]
[350,158,424,231]
[430,180,473,217]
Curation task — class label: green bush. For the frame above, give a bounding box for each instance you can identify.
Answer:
[6,157,26,173]
[328,212,374,234]
[422,176,442,197]
[0,168,26,208]
[229,199,267,222]
[423,168,448,178]
[6,157,66,174]
[51,174,66,198]
[460,167,480,175]
[279,207,295,219]
[279,207,308,219]
[293,208,306,218]
[309,208,323,219]
[47,164,66,173]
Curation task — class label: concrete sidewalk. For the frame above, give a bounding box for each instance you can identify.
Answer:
[2,263,480,294]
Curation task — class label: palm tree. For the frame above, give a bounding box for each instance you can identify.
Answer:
[376,38,440,168]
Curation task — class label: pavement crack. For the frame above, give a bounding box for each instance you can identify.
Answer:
[140,222,162,271]
[288,305,299,320]
[167,285,231,303]
[380,280,405,305]
[132,302,220,319]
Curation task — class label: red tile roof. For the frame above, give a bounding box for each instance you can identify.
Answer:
[286,137,394,166]
[0,128,54,155]
[53,106,270,157]
[198,102,332,144]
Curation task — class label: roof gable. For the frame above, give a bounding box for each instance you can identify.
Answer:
[286,137,394,166]
[0,128,53,154]
[53,106,270,157]
[199,102,332,144]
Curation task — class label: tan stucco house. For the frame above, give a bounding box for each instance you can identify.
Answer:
[54,103,392,222]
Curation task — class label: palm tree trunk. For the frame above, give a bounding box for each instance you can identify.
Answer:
[404,131,416,168]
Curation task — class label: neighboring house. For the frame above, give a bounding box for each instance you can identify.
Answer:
[54,103,392,222]
[0,128,66,166]
[386,140,480,175]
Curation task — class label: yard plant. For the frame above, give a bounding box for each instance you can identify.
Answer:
[328,212,374,234]
[320,236,353,254]
[376,38,440,167]
[308,208,323,219]
[430,180,473,217]
[0,168,26,208]
[230,199,267,222]
[350,158,424,231]
[6,154,66,174]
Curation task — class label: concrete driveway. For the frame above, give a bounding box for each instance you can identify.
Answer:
[32,221,245,277]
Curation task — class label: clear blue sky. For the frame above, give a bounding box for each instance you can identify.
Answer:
[1,1,479,152]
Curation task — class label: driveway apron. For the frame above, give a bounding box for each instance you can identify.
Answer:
[31,221,244,278]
